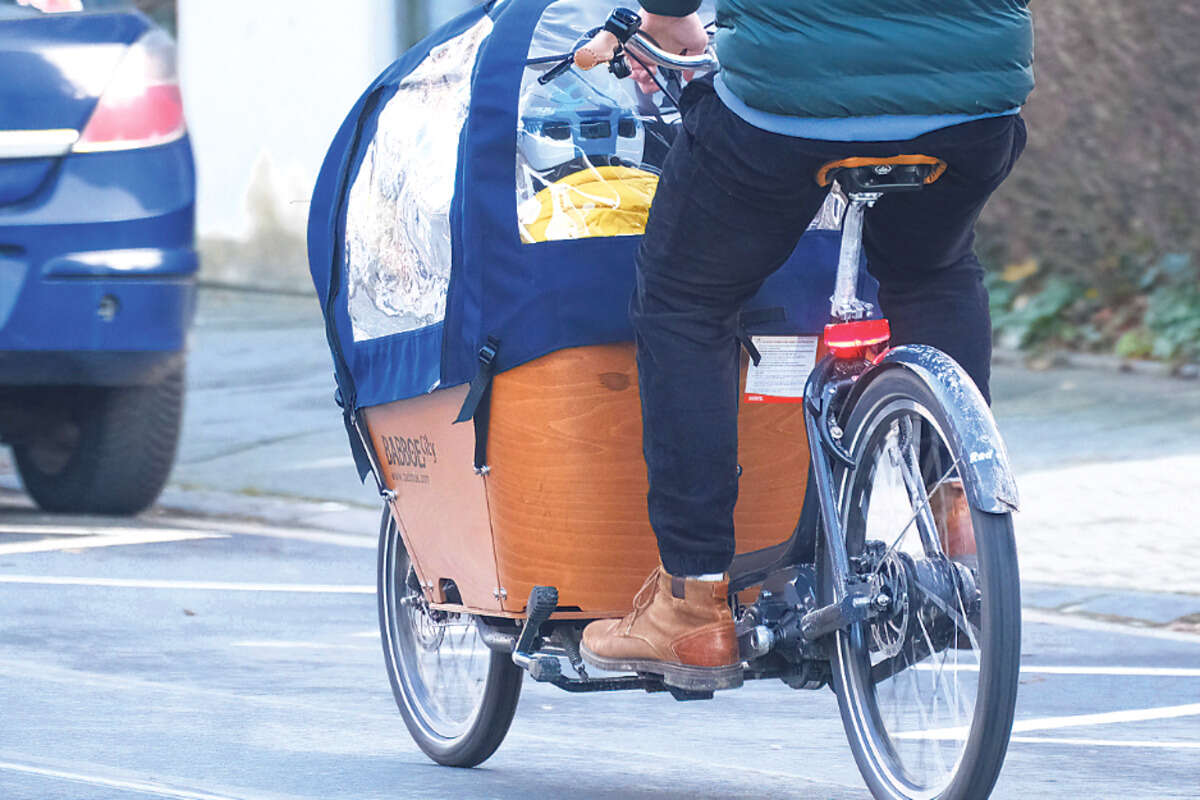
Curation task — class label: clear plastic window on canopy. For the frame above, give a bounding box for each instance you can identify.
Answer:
[343,16,493,342]
[517,0,716,244]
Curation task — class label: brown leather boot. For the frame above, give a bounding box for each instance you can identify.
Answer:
[580,567,742,691]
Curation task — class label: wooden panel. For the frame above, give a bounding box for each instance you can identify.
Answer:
[362,385,502,612]
[486,343,810,615]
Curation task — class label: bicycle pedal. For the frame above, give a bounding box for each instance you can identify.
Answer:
[512,586,560,677]
[666,686,715,702]
[525,655,562,682]
[526,585,559,621]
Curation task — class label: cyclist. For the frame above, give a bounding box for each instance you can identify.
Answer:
[580,1,1034,690]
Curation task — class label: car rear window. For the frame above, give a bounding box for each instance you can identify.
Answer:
[0,1,142,12]
[1,0,175,33]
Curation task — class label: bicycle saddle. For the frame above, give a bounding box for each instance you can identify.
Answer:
[816,155,948,194]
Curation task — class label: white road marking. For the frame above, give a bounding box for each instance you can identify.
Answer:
[277,456,358,471]
[0,531,225,556]
[912,663,1200,678]
[1023,608,1200,644]
[231,640,369,649]
[1011,736,1200,750]
[895,702,1200,740]
[1011,702,1200,733]
[0,523,203,537]
[0,512,375,550]
[0,760,245,800]
[169,518,376,550]
[0,575,374,594]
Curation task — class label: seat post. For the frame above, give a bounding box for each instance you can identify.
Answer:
[830,191,882,322]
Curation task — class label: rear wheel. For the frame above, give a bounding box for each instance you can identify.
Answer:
[377,508,522,767]
[830,368,1020,800]
[13,363,184,515]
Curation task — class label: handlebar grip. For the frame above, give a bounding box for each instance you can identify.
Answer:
[574,30,620,70]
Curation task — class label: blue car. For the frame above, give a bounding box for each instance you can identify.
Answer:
[0,0,195,514]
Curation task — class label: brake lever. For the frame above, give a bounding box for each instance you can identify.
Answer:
[541,48,635,85]
[609,51,632,79]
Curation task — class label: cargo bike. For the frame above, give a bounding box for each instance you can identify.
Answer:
[307,4,1022,799]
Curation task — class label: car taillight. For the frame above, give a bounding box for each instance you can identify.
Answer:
[73,30,186,154]
[18,0,83,10]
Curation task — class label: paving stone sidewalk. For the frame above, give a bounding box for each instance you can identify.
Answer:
[992,364,1200,599]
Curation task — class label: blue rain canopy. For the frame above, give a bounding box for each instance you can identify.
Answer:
[307,0,876,454]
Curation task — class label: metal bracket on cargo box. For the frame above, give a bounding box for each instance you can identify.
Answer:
[454,336,501,471]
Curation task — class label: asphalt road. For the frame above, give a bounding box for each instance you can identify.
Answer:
[1,288,1198,799]
[1,497,1198,800]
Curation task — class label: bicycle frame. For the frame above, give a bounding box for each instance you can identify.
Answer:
[797,188,898,637]
[375,4,1020,693]
[370,9,1027,792]
[798,177,1021,640]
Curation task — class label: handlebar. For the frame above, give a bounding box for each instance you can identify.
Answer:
[574,25,719,75]
[627,32,720,72]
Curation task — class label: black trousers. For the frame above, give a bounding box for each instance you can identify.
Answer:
[634,80,1027,576]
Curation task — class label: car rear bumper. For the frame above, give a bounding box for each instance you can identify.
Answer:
[0,272,195,351]
[0,138,197,382]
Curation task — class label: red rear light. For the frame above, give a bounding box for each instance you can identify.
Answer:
[74,30,186,153]
[825,318,892,360]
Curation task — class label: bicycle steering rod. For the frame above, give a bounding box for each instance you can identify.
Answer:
[574,8,720,74]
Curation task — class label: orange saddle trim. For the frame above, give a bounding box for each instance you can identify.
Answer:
[816,155,949,188]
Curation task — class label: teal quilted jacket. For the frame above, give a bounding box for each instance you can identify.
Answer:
[639,0,1035,118]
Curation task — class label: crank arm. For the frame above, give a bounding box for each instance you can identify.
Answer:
[800,587,877,641]
[547,673,713,701]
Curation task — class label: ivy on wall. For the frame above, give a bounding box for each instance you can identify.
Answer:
[980,1,1199,362]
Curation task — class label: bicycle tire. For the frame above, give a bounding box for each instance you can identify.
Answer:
[14,364,184,515]
[827,367,1021,800]
[377,508,523,767]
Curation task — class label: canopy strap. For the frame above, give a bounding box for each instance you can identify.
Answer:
[738,330,762,367]
[329,383,376,486]
[738,307,787,367]
[454,336,501,471]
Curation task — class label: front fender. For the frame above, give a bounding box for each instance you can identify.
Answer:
[849,345,1020,514]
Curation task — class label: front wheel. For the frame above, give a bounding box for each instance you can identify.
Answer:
[377,508,522,767]
[829,367,1021,800]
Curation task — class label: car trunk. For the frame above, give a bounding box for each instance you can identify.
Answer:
[0,11,144,207]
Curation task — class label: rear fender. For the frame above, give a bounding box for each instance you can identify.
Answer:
[848,345,1020,514]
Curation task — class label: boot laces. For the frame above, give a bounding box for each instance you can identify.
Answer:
[622,567,662,634]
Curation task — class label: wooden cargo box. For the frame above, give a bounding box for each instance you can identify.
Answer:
[364,342,811,619]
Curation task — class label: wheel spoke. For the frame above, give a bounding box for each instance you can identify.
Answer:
[893,416,944,556]
[912,573,981,654]
[383,532,492,740]
[869,457,962,581]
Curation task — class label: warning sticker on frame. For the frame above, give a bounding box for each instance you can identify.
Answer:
[744,336,819,404]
